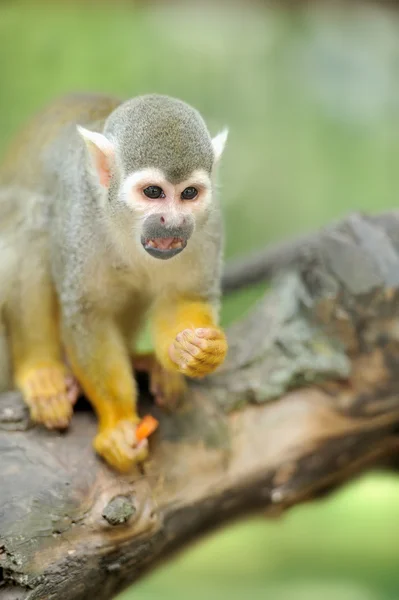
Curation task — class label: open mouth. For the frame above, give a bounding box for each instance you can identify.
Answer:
[142,236,187,260]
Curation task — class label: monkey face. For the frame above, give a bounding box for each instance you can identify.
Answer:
[77,95,228,261]
[120,168,213,260]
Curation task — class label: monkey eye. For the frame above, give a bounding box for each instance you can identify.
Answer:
[181,187,198,200]
[143,185,165,199]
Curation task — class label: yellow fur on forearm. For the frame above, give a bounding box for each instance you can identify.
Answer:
[65,339,139,431]
[152,299,217,371]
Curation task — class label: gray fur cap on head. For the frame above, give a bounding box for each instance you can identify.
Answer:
[103,94,215,184]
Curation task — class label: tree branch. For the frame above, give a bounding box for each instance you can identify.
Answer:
[221,230,319,292]
[222,210,399,292]
[2,211,399,599]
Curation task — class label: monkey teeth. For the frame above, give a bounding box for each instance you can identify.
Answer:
[145,237,184,250]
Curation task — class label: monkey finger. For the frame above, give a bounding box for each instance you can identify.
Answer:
[184,336,226,359]
[53,396,73,428]
[40,395,72,430]
[175,335,201,357]
[184,345,227,378]
[168,343,190,367]
[106,446,137,473]
[195,328,225,341]
[174,347,199,369]
[98,429,135,457]
[32,396,57,426]
[121,420,139,447]
[66,377,80,405]
[34,406,55,428]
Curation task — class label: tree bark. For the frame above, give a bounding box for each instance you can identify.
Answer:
[2,210,399,600]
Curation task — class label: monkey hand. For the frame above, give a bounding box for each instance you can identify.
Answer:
[168,327,227,378]
[19,364,79,430]
[93,418,153,473]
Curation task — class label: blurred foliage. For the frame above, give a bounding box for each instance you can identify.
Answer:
[1,1,399,599]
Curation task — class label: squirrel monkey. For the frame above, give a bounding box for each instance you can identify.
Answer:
[0,93,228,471]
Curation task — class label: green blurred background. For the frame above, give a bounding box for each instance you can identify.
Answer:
[1,1,399,598]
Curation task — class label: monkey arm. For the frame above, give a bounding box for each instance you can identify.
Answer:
[152,298,216,370]
[61,309,149,471]
[151,297,227,378]
[5,251,76,429]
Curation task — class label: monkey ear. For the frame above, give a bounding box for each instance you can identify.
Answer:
[211,128,229,163]
[77,125,115,188]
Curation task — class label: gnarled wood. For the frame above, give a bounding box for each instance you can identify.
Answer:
[2,211,399,600]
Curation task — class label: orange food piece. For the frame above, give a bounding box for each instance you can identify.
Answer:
[136,414,159,441]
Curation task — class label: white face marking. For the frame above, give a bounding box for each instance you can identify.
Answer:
[120,168,213,216]
[120,168,166,197]
[113,168,214,261]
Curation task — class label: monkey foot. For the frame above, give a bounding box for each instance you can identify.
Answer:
[94,419,149,473]
[168,327,227,378]
[19,365,79,430]
[133,353,187,410]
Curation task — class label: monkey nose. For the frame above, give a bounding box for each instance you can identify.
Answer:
[159,215,186,227]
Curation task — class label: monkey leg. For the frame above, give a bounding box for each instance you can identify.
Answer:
[121,302,186,410]
[62,314,148,472]
[132,352,187,410]
[152,298,227,379]
[6,269,78,429]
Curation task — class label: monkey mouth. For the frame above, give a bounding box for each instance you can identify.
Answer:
[142,236,187,260]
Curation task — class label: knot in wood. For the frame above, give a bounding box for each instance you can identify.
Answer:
[102,495,136,526]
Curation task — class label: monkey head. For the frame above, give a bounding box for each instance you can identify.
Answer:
[77,94,228,260]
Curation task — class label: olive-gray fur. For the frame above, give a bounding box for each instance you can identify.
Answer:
[105,95,215,184]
